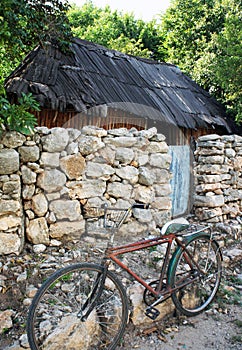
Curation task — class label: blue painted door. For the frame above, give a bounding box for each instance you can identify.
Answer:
[169,146,193,217]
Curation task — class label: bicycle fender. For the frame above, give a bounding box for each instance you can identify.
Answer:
[167,232,222,285]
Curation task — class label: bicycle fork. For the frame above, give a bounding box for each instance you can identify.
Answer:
[77,264,108,321]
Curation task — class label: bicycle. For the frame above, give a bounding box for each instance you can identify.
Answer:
[27,203,222,350]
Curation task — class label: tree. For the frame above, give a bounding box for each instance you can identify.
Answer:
[0,0,72,133]
[68,2,163,59]
[161,0,242,122]
[0,0,72,85]
[193,0,242,122]
[0,0,72,53]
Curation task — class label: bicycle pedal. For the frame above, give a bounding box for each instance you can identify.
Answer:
[145,306,160,320]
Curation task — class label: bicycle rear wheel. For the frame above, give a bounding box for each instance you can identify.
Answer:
[169,233,222,316]
[27,263,129,350]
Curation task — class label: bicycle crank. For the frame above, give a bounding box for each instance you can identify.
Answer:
[143,280,166,306]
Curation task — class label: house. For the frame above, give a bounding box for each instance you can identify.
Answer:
[4,38,240,216]
[4,38,238,145]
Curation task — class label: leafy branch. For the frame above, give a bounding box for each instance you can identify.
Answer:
[0,93,40,135]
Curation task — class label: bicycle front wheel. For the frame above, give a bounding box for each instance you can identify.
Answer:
[27,263,129,350]
[169,233,222,316]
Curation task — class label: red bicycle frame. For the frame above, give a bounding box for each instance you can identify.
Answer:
[105,233,192,298]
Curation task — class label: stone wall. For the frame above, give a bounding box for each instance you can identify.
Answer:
[194,134,242,222]
[0,126,172,255]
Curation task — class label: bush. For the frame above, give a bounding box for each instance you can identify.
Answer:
[0,93,39,135]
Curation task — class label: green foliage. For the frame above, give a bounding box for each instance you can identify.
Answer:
[68,2,163,59]
[0,0,72,55]
[0,0,71,134]
[161,0,242,123]
[0,93,39,135]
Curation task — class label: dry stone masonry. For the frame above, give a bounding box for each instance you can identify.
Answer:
[194,134,242,222]
[0,127,172,255]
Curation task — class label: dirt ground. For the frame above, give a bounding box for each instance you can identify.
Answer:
[117,304,242,350]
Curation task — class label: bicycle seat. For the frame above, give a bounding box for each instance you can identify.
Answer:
[161,217,189,235]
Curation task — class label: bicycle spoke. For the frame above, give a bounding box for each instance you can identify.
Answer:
[27,263,128,350]
[170,234,222,316]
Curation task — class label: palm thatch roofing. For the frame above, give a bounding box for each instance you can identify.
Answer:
[4,38,236,133]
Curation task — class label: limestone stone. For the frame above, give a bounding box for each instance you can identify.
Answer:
[133,185,155,204]
[196,174,222,184]
[18,145,39,162]
[195,207,223,221]
[21,165,37,184]
[0,215,22,230]
[132,207,152,223]
[222,203,240,217]
[42,128,69,152]
[60,153,86,179]
[194,194,224,207]
[138,127,157,139]
[139,167,156,186]
[107,182,133,199]
[0,233,22,255]
[49,199,81,221]
[119,220,148,237]
[81,125,108,137]
[153,210,171,227]
[108,127,130,136]
[146,141,169,153]
[0,149,19,175]
[66,142,78,155]
[197,140,224,149]
[97,146,116,165]
[105,136,137,148]
[153,184,172,196]
[196,183,221,193]
[33,244,47,253]
[198,155,224,164]
[1,131,26,148]
[26,217,49,244]
[225,148,236,158]
[32,193,48,216]
[135,153,149,166]
[85,162,115,180]
[26,210,35,219]
[196,148,224,156]
[37,169,66,192]
[115,147,134,164]
[78,135,105,155]
[49,220,85,241]
[27,162,40,172]
[3,180,20,195]
[0,199,20,214]
[198,134,221,142]
[0,309,14,333]
[116,166,139,184]
[40,152,60,168]
[22,184,35,200]
[149,153,172,169]
[152,196,172,210]
[41,313,99,349]
[128,283,174,326]
[67,128,82,143]
[151,168,171,184]
[69,180,106,199]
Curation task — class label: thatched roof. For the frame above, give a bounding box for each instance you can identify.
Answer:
[5,38,235,132]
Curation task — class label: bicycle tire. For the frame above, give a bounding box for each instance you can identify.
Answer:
[27,263,129,350]
[168,233,222,316]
